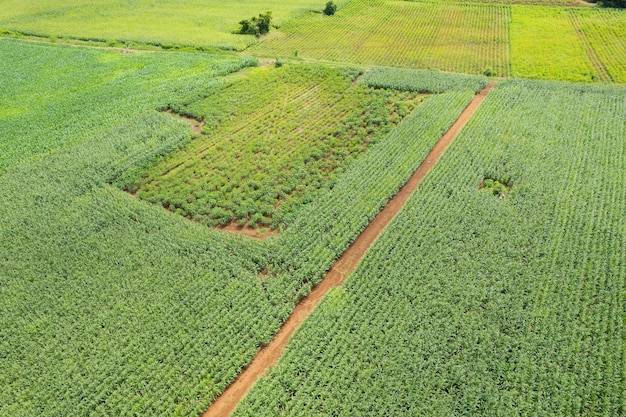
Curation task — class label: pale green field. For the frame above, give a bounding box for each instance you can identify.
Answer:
[510,6,597,82]
[249,0,511,76]
[0,0,344,50]
[2,0,626,83]
[568,8,626,83]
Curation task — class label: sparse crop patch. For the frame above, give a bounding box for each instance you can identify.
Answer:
[123,64,427,231]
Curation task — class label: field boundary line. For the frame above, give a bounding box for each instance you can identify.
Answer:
[201,82,496,417]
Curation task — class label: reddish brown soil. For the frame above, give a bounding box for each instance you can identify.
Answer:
[164,109,204,135]
[202,83,496,417]
[219,221,279,241]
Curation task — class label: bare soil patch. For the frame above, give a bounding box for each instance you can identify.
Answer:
[164,108,204,135]
[202,82,496,417]
[219,221,278,241]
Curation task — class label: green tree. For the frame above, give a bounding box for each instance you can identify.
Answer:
[238,11,273,36]
[323,1,337,15]
[600,0,626,6]
[256,11,272,35]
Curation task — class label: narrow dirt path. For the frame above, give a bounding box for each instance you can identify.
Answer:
[202,82,496,417]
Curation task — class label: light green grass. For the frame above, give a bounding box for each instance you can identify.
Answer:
[568,8,626,83]
[248,0,511,76]
[0,0,343,50]
[510,6,597,82]
[0,39,255,172]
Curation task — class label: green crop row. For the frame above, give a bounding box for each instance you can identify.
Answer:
[233,79,626,416]
[359,66,488,93]
[248,0,511,77]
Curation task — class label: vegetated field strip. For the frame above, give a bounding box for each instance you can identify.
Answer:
[125,64,426,230]
[0,0,349,50]
[566,10,614,83]
[205,82,495,417]
[248,0,511,76]
[0,39,255,172]
[509,6,597,82]
[232,79,626,416]
[568,8,626,83]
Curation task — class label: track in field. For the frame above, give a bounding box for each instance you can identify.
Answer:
[202,82,496,417]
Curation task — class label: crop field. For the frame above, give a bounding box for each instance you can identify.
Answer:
[0,39,255,172]
[126,65,425,229]
[249,0,512,77]
[2,0,626,415]
[246,0,626,83]
[510,6,597,82]
[0,0,347,50]
[0,41,275,416]
[0,38,488,416]
[422,0,581,4]
[233,79,626,416]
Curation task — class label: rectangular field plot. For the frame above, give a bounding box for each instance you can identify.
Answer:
[232,80,626,416]
[248,0,511,77]
[510,6,596,82]
[568,8,626,83]
[125,64,425,230]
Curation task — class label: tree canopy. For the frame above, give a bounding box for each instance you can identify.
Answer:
[238,11,272,36]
